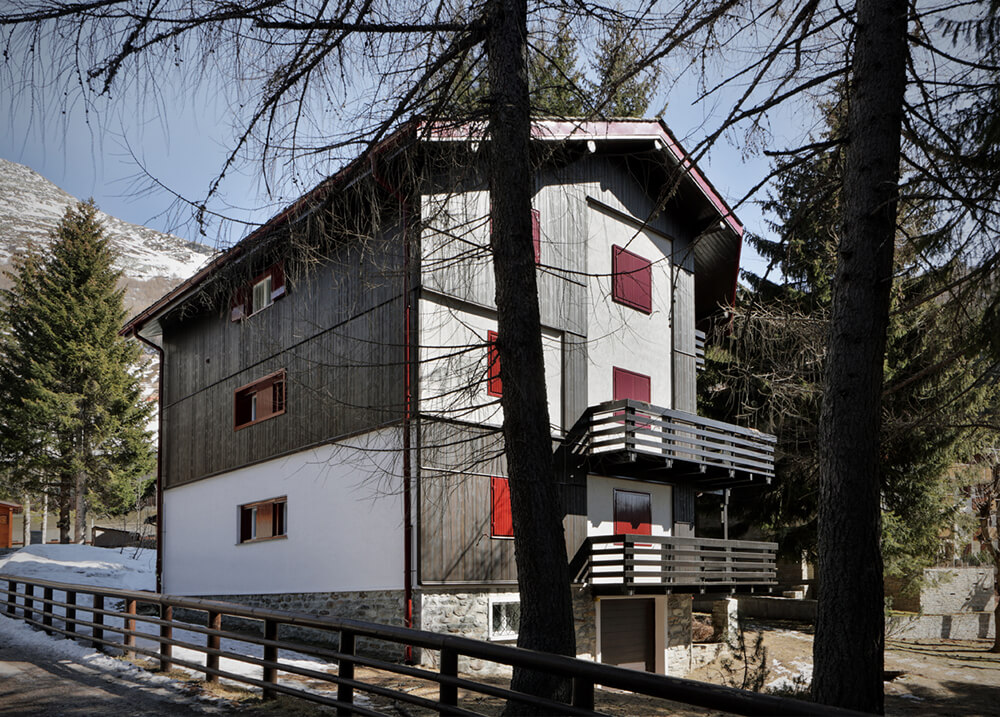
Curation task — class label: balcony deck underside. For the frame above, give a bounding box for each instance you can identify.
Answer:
[558,400,777,490]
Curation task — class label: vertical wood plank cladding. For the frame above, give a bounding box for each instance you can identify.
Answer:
[161,219,407,488]
[418,420,516,583]
[672,265,697,412]
[562,332,588,428]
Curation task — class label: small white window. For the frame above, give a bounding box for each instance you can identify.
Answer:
[252,275,273,314]
[488,595,520,641]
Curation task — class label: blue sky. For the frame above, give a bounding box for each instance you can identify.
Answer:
[1,47,798,278]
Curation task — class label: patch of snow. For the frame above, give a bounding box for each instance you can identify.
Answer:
[0,544,154,592]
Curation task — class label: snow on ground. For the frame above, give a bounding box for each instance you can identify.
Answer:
[0,545,351,703]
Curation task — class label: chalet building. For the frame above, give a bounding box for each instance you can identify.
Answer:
[124,119,777,676]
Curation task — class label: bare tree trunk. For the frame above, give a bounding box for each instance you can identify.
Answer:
[41,492,48,545]
[74,469,87,544]
[58,475,72,543]
[21,493,30,547]
[486,0,575,710]
[813,1,908,712]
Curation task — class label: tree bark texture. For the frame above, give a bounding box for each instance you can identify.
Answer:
[21,494,30,546]
[813,1,908,712]
[58,475,71,543]
[74,469,87,544]
[486,0,575,710]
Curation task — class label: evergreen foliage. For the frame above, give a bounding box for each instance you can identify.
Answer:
[587,18,660,118]
[700,93,999,580]
[0,200,155,542]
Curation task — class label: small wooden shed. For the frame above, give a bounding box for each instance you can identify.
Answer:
[0,500,23,549]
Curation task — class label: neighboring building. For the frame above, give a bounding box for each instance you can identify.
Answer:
[0,500,22,549]
[123,119,776,676]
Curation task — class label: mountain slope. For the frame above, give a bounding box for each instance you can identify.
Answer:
[0,158,215,316]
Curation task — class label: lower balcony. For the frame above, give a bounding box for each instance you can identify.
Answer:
[558,400,776,488]
[570,534,778,595]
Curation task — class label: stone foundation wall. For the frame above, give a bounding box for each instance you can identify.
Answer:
[175,589,406,660]
[415,587,598,676]
[666,594,693,676]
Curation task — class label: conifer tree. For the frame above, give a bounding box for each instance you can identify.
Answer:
[0,200,154,543]
[587,18,660,118]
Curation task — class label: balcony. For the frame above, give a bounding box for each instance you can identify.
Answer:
[570,534,778,594]
[557,400,776,489]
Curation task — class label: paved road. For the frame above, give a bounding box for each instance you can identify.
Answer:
[0,638,232,716]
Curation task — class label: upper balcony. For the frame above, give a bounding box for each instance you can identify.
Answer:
[557,400,776,489]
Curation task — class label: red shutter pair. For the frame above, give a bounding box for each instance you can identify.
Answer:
[612,245,652,313]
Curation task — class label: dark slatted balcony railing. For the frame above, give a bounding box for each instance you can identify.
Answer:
[570,534,778,594]
[695,329,706,371]
[560,400,776,488]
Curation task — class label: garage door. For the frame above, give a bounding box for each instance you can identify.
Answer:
[600,598,655,671]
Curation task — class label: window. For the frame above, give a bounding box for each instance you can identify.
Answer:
[239,497,287,543]
[614,489,652,535]
[234,370,286,430]
[613,367,651,404]
[487,331,502,397]
[491,475,513,538]
[488,595,521,640]
[612,245,652,313]
[231,261,286,321]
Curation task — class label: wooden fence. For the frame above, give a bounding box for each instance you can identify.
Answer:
[0,573,859,716]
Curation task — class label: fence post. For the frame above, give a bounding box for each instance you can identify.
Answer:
[572,676,595,711]
[42,587,53,634]
[159,604,173,672]
[262,619,278,700]
[65,590,76,636]
[6,580,16,617]
[23,583,33,623]
[337,630,355,716]
[124,598,137,657]
[205,610,221,682]
[92,594,104,650]
[440,646,458,707]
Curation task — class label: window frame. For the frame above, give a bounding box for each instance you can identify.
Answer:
[238,496,287,544]
[487,594,521,641]
[611,244,653,314]
[234,369,287,430]
[230,260,287,321]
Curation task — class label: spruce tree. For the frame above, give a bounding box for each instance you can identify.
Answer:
[587,18,660,118]
[0,200,154,543]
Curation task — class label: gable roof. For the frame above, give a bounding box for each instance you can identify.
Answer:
[123,118,743,340]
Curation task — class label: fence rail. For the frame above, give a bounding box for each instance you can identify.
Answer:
[571,534,777,592]
[0,573,856,716]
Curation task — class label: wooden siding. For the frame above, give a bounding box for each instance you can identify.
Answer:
[671,264,697,412]
[417,419,587,584]
[160,219,408,488]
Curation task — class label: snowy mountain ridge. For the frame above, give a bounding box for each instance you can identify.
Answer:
[0,158,216,315]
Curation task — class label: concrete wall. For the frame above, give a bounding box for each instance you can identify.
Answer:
[162,429,404,596]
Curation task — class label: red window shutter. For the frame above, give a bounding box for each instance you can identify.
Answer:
[487,331,502,397]
[270,261,286,301]
[614,489,652,535]
[613,367,651,403]
[531,208,541,264]
[492,476,513,537]
[612,245,652,313]
[230,287,248,322]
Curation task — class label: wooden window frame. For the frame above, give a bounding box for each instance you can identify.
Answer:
[234,369,287,430]
[230,260,287,321]
[487,331,503,397]
[611,245,653,314]
[491,475,514,538]
[238,496,287,544]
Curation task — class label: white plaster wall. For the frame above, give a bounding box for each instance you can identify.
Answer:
[162,429,405,595]
[586,205,673,409]
[418,296,564,431]
[585,475,673,537]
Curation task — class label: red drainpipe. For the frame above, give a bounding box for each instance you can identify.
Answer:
[132,329,165,595]
[372,156,414,661]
